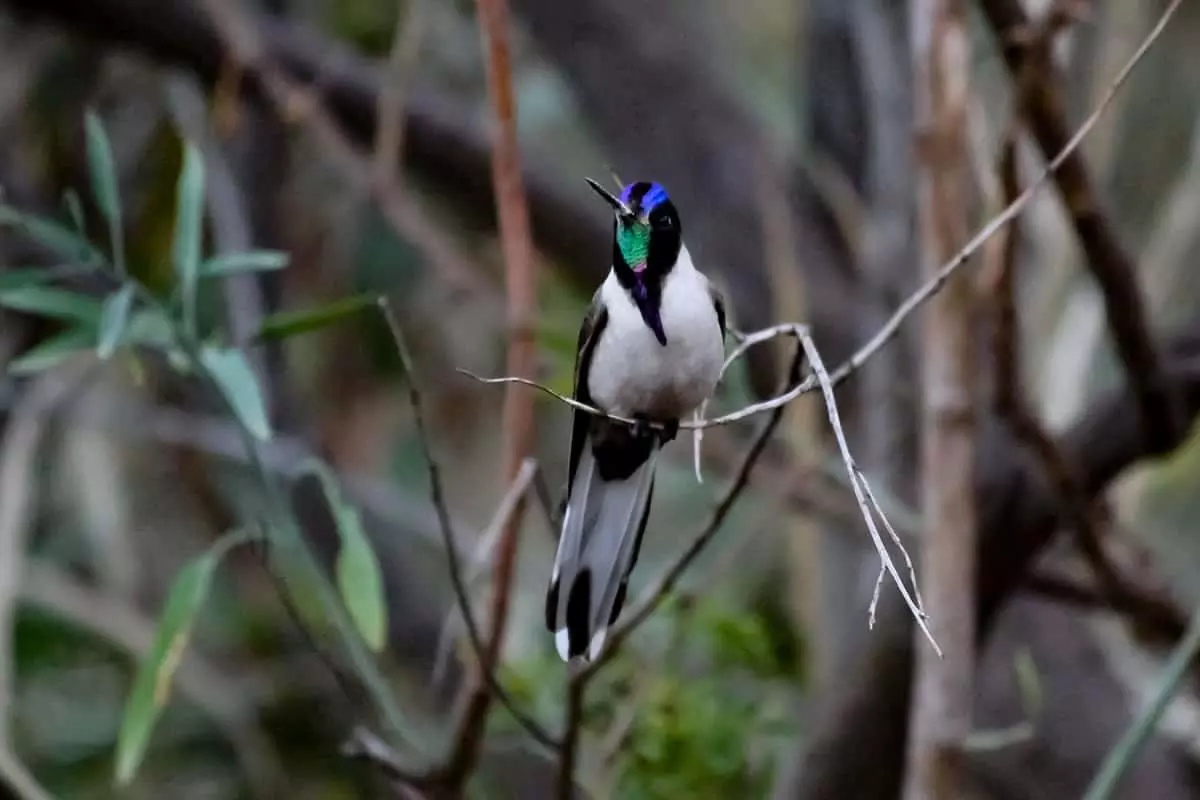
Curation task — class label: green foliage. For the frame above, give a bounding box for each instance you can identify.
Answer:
[303,460,389,652]
[500,592,799,798]
[62,188,86,233]
[0,268,60,291]
[1,103,429,795]
[171,141,205,336]
[114,529,251,785]
[84,110,126,273]
[97,283,135,359]
[0,206,105,266]
[693,600,790,679]
[8,327,95,374]
[324,0,402,55]
[199,250,289,278]
[199,346,272,441]
[620,677,774,800]
[254,294,378,342]
[0,284,103,324]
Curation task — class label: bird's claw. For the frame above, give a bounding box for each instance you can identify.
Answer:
[631,414,679,447]
[631,414,654,443]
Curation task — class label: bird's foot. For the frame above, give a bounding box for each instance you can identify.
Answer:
[631,413,655,443]
[657,418,680,446]
[630,414,679,447]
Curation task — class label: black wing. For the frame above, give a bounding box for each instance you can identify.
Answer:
[566,292,608,494]
[709,281,728,340]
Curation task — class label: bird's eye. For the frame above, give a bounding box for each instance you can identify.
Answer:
[655,215,673,230]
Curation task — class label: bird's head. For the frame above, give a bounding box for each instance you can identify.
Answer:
[586,177,682,346]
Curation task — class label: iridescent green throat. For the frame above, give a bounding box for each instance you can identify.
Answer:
[617,221,650,269]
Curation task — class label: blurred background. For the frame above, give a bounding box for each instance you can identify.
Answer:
[0,0,1199,797]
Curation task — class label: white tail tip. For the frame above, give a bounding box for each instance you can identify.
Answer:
[588,628,608,662]
[555,628,572,662]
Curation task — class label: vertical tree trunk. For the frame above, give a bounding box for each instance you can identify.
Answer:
[904,1,977,798]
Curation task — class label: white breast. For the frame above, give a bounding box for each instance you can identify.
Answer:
[587,246,725,419]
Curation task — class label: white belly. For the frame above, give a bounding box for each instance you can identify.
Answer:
[587,265,725,419]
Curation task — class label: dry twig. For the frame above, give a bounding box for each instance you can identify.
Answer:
[980,0,1182,455]
[904,2,978,796]
[378,299,555,754]
[988,5,1181,664]
[431,458,537,688]
[438,0,541,786]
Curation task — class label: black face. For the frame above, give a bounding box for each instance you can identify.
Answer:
[587,178,682,347]
[604,181,683,283]
[644,198,682,278]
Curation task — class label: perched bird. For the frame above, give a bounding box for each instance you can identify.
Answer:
[545,178,727,662]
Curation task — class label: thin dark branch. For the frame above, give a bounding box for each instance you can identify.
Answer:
[439,0,541,786]
[555,671,585,800]
[1024,570,1187,643]
[979,0,1182,455]
[378,299,557,756]
[987,9,1176,666]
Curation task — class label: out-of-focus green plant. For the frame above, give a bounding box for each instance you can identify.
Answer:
[0,112,422,786]
[497,592,799,798]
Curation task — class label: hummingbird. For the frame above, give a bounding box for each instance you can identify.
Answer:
[545,178,727,662]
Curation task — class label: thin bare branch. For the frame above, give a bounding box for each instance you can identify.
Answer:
[378,299,556,755]
[905,2,978,796]
[374,0,426,187]
[988,4,1178,680]
[981,0,1182,456]
[468,0,1174,439]
[440,0,541,785]
[1024,570,1188,643]
[431,459,537,687]
[555,665,585,800]
[797,328,939,656]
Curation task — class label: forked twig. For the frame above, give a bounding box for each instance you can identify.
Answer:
[793,326,939,654]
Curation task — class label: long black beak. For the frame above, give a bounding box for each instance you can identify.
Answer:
[585,177,633,217]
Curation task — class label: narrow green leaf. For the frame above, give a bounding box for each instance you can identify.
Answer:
[254,294,375,342]
[1085,606,1200,800]
[84,111,125,274]
[7,327,93,375]
[62,189,85,233]
[199,346,271,441]
[0,206,105,266]
[97,284,136,359]
[304,460,387,651]
[124,307,175,350]
[0,285,104,324]
[114,531,249,786]
[172,143,205,336]
[199,250,289,278]
[0,268,57,291]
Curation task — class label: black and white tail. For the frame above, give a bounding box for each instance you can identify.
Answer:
[544,444,658,662]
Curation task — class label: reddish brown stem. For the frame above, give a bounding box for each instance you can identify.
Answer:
[440,0,539,788]
[980,0,1182,455]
